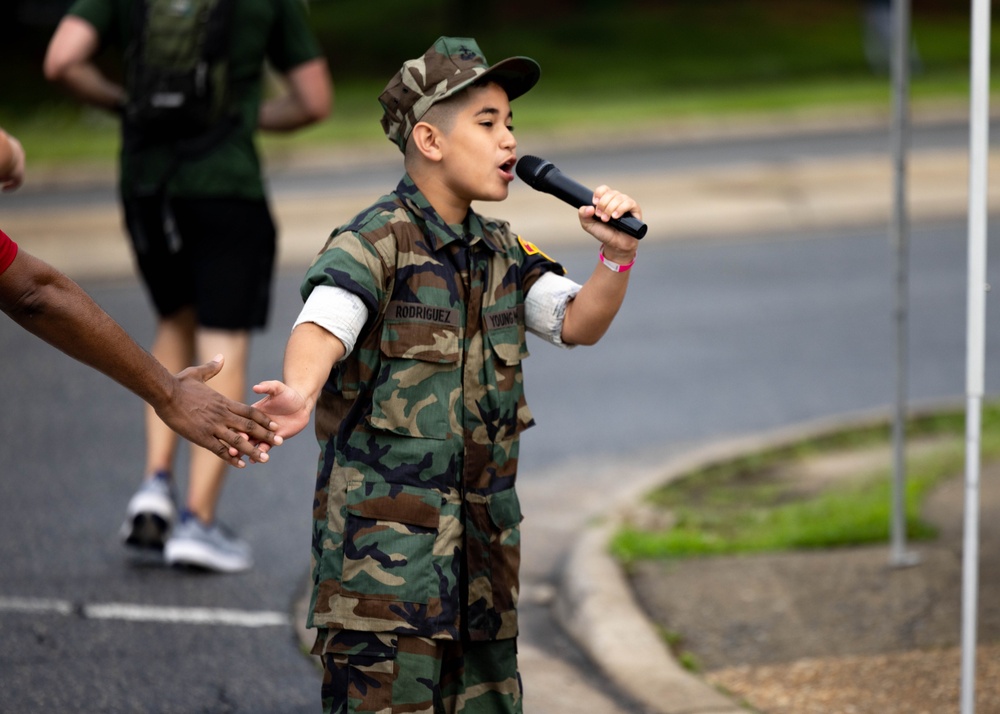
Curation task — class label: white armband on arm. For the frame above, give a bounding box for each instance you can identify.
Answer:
[292,285,370,359]
[525,271,583,348]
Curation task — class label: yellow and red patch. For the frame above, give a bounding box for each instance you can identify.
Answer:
[517,235,556,263]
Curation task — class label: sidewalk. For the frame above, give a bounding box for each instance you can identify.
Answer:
[556,409,1000,714]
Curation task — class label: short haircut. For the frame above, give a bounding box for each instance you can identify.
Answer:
[404,78,498,161]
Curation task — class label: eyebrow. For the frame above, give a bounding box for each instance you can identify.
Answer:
[475,106,514,122]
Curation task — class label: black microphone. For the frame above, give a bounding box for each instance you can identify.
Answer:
[515,155,647,239]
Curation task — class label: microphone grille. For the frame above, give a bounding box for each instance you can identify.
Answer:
[515,155,552,187]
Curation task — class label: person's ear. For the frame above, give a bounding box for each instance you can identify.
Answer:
[410,122,444,162]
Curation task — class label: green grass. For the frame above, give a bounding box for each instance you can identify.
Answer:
[611,405,1000,565]
[0,69,979,168]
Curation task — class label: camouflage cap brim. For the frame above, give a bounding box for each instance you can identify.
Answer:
[379,37,540,153]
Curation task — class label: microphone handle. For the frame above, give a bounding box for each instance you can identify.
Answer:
[542,170,647,240]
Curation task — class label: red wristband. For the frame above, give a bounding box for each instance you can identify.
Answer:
[598,247,636,273]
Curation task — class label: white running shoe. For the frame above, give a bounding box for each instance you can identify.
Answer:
[164,512,253,573]
[120,472,176,550]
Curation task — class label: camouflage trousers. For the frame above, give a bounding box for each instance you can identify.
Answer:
[313,629,522,714]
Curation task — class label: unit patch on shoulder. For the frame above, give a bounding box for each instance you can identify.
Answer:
[517,235,556,263]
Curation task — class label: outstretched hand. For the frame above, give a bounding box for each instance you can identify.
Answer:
[250,379,313,450]
[155,356,283,468]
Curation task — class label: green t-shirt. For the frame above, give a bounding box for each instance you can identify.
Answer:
[68,0,323,199]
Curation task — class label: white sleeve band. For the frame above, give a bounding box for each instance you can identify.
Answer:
[525,271,583,348]
[293,285,370,358]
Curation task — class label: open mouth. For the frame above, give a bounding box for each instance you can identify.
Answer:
[499,157,516,180]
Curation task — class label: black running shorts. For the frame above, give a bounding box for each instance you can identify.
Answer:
[123,196,276,330]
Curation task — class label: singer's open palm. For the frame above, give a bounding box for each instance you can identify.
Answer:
[252,380,312,445]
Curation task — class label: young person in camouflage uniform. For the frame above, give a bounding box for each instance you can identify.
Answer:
[253,36,642,714]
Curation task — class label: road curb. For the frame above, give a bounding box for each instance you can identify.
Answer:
[552,399,964,714]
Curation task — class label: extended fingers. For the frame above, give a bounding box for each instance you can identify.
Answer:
[223,397,283,447]
[236,412,282,447]
[215,428,268,465]
[211,437,249,468]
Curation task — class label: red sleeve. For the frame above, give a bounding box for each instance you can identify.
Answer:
[0,228,19,275]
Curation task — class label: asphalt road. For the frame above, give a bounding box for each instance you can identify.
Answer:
[3,120,1000,712]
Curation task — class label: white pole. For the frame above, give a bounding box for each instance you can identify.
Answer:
[962,0,990,711]
[889,0,919,569]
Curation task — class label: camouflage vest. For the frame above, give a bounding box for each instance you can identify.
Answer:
[303,176,563,641]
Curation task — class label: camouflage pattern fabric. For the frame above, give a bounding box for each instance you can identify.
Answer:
[379,36,540,153]
[302,174,565,642]
[314,629,522,714]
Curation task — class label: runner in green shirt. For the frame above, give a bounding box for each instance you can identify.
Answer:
[44,0,331,573]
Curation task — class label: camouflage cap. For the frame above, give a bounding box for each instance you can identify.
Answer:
[379,36,541,153]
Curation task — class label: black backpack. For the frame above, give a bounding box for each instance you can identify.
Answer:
[124,0,238,142]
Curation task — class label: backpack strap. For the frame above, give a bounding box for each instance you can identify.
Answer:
[203,0,237,65]
[123,0,240,157]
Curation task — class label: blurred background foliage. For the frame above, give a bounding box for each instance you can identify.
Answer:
[0,0,993,162]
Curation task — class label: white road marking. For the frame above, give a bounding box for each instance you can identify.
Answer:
[0,596,75,616]
[0,596,290,628]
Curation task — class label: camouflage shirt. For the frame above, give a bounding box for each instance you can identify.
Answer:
[303,175,565,642]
